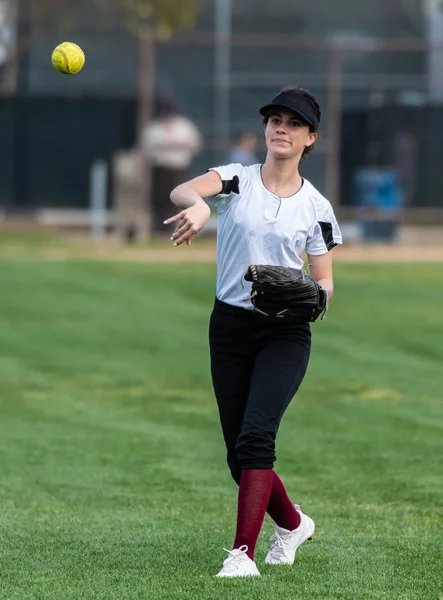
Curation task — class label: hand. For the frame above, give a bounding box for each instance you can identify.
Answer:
[164,202,211,246]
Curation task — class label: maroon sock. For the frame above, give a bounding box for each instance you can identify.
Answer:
[266,471,301,531]
[233,469,273,560]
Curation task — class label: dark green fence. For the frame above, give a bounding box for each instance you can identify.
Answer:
[0,97,136,210]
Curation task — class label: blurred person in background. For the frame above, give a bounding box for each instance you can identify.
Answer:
[141,95,202,234]
[165,86,342,578]
[228,132,259,166]
[354,141,404,242]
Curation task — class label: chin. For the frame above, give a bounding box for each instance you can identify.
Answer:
[270,148,296,159]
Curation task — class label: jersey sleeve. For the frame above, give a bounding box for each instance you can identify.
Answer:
[205,163,243,212]
[306,200,343,255]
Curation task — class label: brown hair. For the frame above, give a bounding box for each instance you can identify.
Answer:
[262,86,321,160]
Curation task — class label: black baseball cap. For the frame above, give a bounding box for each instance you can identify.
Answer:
[259,91,319,131]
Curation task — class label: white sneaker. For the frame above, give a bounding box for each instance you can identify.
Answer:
[216,545,261,577]
[265,505,315,565]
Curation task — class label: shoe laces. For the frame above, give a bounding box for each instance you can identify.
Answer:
[221,545,250,573]
[268,530,291,560]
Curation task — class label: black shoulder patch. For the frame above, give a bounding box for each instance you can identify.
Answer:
[221,175,240,195]
[318,221,337,251]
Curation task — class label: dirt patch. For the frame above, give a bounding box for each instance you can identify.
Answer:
[1,236,443,263]
[38,242,443,263]
[334,245,443,263]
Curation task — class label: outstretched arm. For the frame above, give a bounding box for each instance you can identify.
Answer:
[166,171,224,246]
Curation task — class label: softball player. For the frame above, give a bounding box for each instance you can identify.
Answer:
[166,86,342,577]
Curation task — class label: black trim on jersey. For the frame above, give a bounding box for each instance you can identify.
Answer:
[318,221,337,251]
[221,175,240,195]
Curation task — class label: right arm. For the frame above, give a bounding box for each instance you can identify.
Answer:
[166,171,224,246]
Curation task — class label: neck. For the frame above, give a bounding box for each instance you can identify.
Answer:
[261,154,303,196]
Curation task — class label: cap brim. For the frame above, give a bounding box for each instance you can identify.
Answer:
[259,103,314,128]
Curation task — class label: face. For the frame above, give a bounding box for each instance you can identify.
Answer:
[264,109,317,160]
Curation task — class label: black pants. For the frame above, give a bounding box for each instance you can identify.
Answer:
[209,299,311,483]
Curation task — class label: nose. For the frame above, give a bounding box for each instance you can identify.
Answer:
[276,124,287,135]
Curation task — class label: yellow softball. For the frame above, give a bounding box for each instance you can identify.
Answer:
[51,42,85,75]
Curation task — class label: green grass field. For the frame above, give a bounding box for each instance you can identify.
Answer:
[0,251,442,599]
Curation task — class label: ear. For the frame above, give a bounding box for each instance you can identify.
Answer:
[305,131,318,148]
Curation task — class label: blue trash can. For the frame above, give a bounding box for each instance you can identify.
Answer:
[354,167,404,242]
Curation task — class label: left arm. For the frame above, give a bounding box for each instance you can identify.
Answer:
[307,251,334,300]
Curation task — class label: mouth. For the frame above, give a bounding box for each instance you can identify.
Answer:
[272,139,290,145]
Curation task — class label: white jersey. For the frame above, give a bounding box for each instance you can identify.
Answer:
[206,163,343,309]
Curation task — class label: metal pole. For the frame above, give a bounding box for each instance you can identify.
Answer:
[325,43,343,209]
[425,0,443,103]
[214,0,232,164]
[12,0,31,209]
[136,26,156,240]
[90,159,108,240]
[137,27,155,145]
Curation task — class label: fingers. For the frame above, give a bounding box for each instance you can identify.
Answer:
[171,219,190,239]
[173,227,197,246]
[170,217,198,245]
[164,212,185,225]
[166,208,203,246]
[173,222,200,246]
[168,211,192,238]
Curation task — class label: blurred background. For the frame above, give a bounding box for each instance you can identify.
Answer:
[0,0,443,246]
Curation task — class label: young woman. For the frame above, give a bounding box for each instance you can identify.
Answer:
[166,86,342,577]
